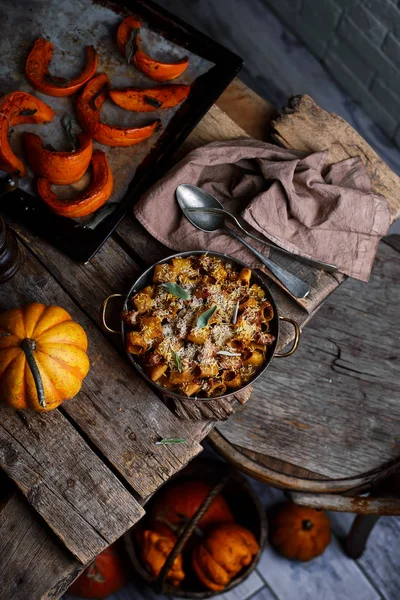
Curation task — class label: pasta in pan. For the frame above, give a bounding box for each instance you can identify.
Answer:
[122,255,276,398]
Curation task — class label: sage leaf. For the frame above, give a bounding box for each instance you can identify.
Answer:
[217,350,241,357]
[174,351,182,373]
[155,438,186,445]
[161,282,190,300]
[144,95,162,108]
[196,305,216,328]
[19,108,38,116]
[44,73,69,87]
[232,300,239,324]
[61,114,76,151]
[126,28,140,64]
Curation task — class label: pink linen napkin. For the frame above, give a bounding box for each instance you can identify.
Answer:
[134,139,390,282]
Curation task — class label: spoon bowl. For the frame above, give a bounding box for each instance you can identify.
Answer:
[176,183,310,299]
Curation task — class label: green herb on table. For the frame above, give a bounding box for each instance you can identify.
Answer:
[161,282,190,300]
[155,438,186,445]
[196,305,216,328]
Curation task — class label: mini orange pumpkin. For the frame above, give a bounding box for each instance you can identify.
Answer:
[149,480,234,537]
[268,502,331,561]
[192,523,259,591]
[0,303,90,411]
[139,529,185,586]
[68,544,127,598]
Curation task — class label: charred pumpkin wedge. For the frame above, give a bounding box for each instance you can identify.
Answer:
[109,85,190,112]
[26,38,98,97]
[0,91,55,176]
[37,150,113,218]
[24,132,93,184]
[76,73,160,146]
[117,16,189,82]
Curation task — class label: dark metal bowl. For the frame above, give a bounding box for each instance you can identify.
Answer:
[102,251,300,402]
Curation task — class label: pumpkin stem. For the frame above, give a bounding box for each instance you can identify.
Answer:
[21,338,47,409]
[302,519,314,531]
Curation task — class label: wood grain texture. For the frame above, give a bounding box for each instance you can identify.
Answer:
[215,242,400,482]
[271,95,400,221]
[0,483,83,600]
[216,78,277,140]
[290,493,400,516]
[0,240,207,502]
[0,404,144,564]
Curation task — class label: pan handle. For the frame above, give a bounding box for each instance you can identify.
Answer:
[275,316,301,358]
[101,293,124,334]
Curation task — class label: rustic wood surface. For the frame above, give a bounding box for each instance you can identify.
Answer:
[0,479,82,600]
[214,241,400,489]
[1,82,400,599]
[270,94,400,222]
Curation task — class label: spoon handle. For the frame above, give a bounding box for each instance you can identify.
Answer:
[223,227,310,299]
[187,207,337,273]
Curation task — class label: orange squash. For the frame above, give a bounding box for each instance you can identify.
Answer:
[0,91,54,176]
[37,150,113,218]
[109,85,190,112]
[149,480,234,538]
[192,523,259,592]
[24,132,93,184]
[0,303,90,411]
[268,502,331,561]
[26,38,98,97]
[117,16,189,82]
[76,73,160,146]
[68,544,127,598]
[139,529,185,586]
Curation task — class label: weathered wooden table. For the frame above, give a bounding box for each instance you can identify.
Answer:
[1,81,400,600]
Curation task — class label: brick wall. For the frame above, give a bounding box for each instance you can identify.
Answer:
[263,0,400,148]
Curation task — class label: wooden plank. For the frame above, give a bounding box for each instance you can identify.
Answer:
[270,94,400,222]
[257,528,381,600]
[216,78,277,140]
[0,240,208,502]
[0,482,83,600]
[330,512,400,600]
[0,404,144,564]
[215,242,400,481]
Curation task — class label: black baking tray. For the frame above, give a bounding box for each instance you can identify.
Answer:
[0,0,242,262]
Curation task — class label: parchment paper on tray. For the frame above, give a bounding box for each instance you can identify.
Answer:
[0,0,214,225]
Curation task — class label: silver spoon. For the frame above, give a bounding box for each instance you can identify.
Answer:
[187,206,337,273]
[176,184,310,299]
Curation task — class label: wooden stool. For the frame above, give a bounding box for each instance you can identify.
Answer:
[209,237,400,556]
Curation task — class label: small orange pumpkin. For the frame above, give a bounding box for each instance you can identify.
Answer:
[192,523,259,591]
[149,480,234,537]
[68,544,127,598]
[0,303,90,411]
[139,529,185,586]
[268,502,331,561]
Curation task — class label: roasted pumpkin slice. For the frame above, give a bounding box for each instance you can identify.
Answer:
[109,85,190,112]
[26,38,98,97]
[37,150,113,218]
[76,73,160,146]
[24,132,93,184]
[117,16,189,82]
[0,91,55,176]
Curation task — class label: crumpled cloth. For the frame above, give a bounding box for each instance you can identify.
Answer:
[134,139,391,282]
